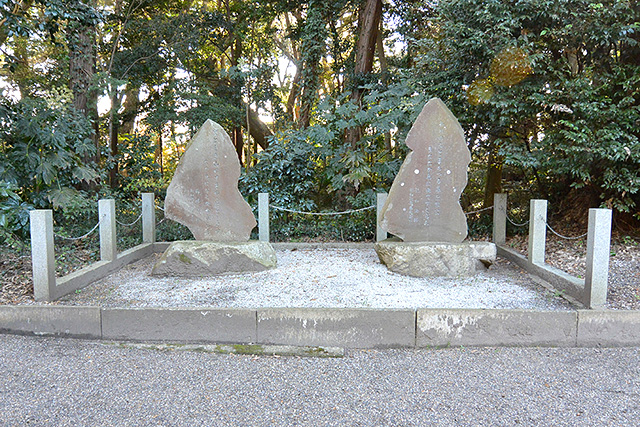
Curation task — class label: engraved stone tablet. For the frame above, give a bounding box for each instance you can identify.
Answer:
[165,119,256,241]
[380,98,470,242]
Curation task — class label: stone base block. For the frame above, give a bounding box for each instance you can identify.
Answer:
[374,238,496,277]
[151,240,276,276]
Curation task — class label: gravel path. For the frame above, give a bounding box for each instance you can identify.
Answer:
[55,248,573,310]
[2,334,639,426]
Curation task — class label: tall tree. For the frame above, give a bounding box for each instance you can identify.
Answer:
[298,0,327,129]
[66,0,99,165]
[345,0,382,148]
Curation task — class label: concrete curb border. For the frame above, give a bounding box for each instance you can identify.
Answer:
[2,305,639,348]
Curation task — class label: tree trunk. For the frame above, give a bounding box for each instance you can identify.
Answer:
[229,31,245,163]
[345,0,383,149]
[154,137,163,178]
[376,21,391,151]
[67,4,99,164]
[376,24,387,77]
[353,0,383,82]
[298,1,327,129]
[233,128,243,163]
[286,66,302,122]
[67,0,99,191]
[109,91,120,189]
[246,106,272,149]
[284,11,302,122]
[120,84,140,135]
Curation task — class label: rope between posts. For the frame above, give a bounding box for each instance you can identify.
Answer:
[464,206,493,215]
[155,205,165,212]
[271,204,493,216]
[270,205,376,216]
[507,215,529,227]
[54,221,100,241]
[116,213,142,227]
[545,221,588,240]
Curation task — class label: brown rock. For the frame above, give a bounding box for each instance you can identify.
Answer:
[380,98,470,242]
[165,119,256,241]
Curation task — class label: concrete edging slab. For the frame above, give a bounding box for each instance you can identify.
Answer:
[101,307,256,343]
[577,310,640,347]
[1,305,639,348]
[416,309,578,347]
[0,305,101,338]
[256,308,416,349]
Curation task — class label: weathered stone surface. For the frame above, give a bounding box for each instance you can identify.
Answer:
[374,238,496,277]
[165,119,256,241]
[257,308,416,349]
[416,309,577,347]
[380,98,470,242]
[151,241,276,276]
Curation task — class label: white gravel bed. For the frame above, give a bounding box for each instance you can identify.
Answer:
[59,248,573,310]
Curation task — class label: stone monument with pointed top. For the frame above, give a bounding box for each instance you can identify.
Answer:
[375,98,495,277]
[152,119,276,276]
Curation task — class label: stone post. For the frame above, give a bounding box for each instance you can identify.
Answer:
[376,192,388,242]
[30,209,56,301]
[142,193,156,244]
[528,199,547,265]
[258,193,269,242]
[99,199,117,261]
[584,208,612,308]
[493,193,507,245]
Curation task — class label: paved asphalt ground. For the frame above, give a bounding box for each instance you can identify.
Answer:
[1,334,639,426]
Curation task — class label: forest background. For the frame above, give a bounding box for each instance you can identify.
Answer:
[1,0,639,252]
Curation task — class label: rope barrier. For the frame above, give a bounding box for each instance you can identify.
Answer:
[464,206,493,215]
[507,215,529,227]
[545,221,588,240]
[270,205,376,216]
[54,222,100,241]
[116,213,143,227]
[271,204,493,217]
[155,205,165,211]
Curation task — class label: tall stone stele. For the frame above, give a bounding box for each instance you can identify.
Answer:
[152,119,276,276]
[375,98,496,277]
[165,119,256,240]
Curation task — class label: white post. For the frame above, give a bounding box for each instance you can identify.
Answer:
[30,209,56,301]
[258,193,269,242]
[376,192,388,242]
[528,199,547,265]
[584,208,612,308]
[142,193,155,243]
[493,193,507,245]
[99,199,117,261]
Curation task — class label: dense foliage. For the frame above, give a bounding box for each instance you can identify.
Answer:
[1,0,638,244]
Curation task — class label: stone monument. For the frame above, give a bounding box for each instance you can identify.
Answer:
[375,98,495,277]
[152,119,276,276]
